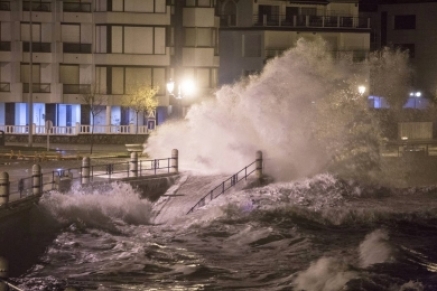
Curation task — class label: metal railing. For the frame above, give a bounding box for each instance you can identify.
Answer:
[22,83,51,93]
[0,82,10,92]
[220,13,370,29]
[63,84,91,94]
[0,124,153,135]
[22,1,51,11]
[0,41,10,51]
[23,42,51,52]
[63,2,91,12]
[63,43,92,54]
[8,157,177,200]
[186,159,260,214]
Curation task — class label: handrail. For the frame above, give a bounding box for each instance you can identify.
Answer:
[0,278,25,291]
[186,159,260,215]
[7,156,177,203]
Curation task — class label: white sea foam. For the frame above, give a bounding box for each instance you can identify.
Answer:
[359,229,393,268]
[40,182,153,230]
[292,257,357,291]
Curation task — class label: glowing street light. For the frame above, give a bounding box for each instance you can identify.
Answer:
[410,91,421,97]
[358,85,366,96]
[167,78,196,118]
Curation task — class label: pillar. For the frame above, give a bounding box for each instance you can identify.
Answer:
[0,172,9,206]
[32,164,42,196]
[81,157,91,185]
[255,151,263,180]
[105,105,111,133]
[170,149,178,173]
[129,152,138,177]
[0,257,8,291]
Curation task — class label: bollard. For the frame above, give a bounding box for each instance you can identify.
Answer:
[32,164,42,196]
[0,257,8,291]
[81,157,91,185]
[170,149,178,173]
[130,151,138,177]
[0,172,9,206]
[255,151,263,180]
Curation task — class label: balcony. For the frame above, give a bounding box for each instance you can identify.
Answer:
[0,1,10,11]
[63,2,91,12]
[63,84,91,94]
[221,14,370,29]
[23,42,51,53]
[63,43,92,54]
[23,1,51,12]
[333,50,369,62]
[0,83,10,92]
[23,83,51,93]
[0,41,10,51]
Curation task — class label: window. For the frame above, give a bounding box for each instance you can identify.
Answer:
[394,15,415,30]
[0,22,11,51]
[186,0,212,7]
[184,28,213,47]
[102,66,166,95]
[23,1,51,11]
[96,25,166,54]
[63,2,92,12]
[110,0,166,13]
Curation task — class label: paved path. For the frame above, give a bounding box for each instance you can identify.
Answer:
[152,173,229,224]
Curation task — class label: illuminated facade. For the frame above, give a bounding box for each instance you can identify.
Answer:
[0,0,219,129]
[217,0,371,85]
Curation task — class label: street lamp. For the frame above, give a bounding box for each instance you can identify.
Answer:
[410,91,422,108]
[166,79,196,118]
[358,85,366,96]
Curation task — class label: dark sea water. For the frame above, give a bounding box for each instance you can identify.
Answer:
[12,173,437,291]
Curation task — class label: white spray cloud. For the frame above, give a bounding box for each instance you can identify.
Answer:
[146,38,403,181]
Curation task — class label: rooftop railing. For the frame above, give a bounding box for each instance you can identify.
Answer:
[220,14,370,29]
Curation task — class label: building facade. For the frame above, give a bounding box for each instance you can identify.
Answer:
[374,0,437,99]
[0,0,219,132]
[217,0,371,85]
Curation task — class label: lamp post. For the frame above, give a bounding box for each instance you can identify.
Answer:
[166,79,196,119]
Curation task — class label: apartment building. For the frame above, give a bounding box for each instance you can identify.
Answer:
[374,0,437,102]
[217,0,371,85]
[0,0,219,131]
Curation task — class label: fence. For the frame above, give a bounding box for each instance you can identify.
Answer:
[186,151,262,214]
[0,123,152,135]
[1,150,179,206]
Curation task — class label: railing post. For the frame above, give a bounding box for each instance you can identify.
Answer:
[0,172,9,206]
[75,122,81,135]
[130,152,138,178]
[0,257,8,291]
[81,157,91,185]
[170,149,178,173]
[256,150,263,180]
[32,164,42,196]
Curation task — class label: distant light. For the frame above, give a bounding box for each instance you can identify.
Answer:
[358,85,366,95]
[401,136,408,140]
[166,79,175,95]
[180,79,196,96]
[416,92,422,97]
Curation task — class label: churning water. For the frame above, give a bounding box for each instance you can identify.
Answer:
[11,39,437,290]
[15,174,437,291]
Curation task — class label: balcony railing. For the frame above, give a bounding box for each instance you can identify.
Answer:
[220,14,370,29]
[63,84,91,94]
[23,1,51,11]
[0,83,10,92]
[333,50,369,62]
[63,43,92,54]
[0,1,10,11]
[63,2,91,12]
[23,42,51,53]
[0,41,10,51]
[23,83,51,93]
